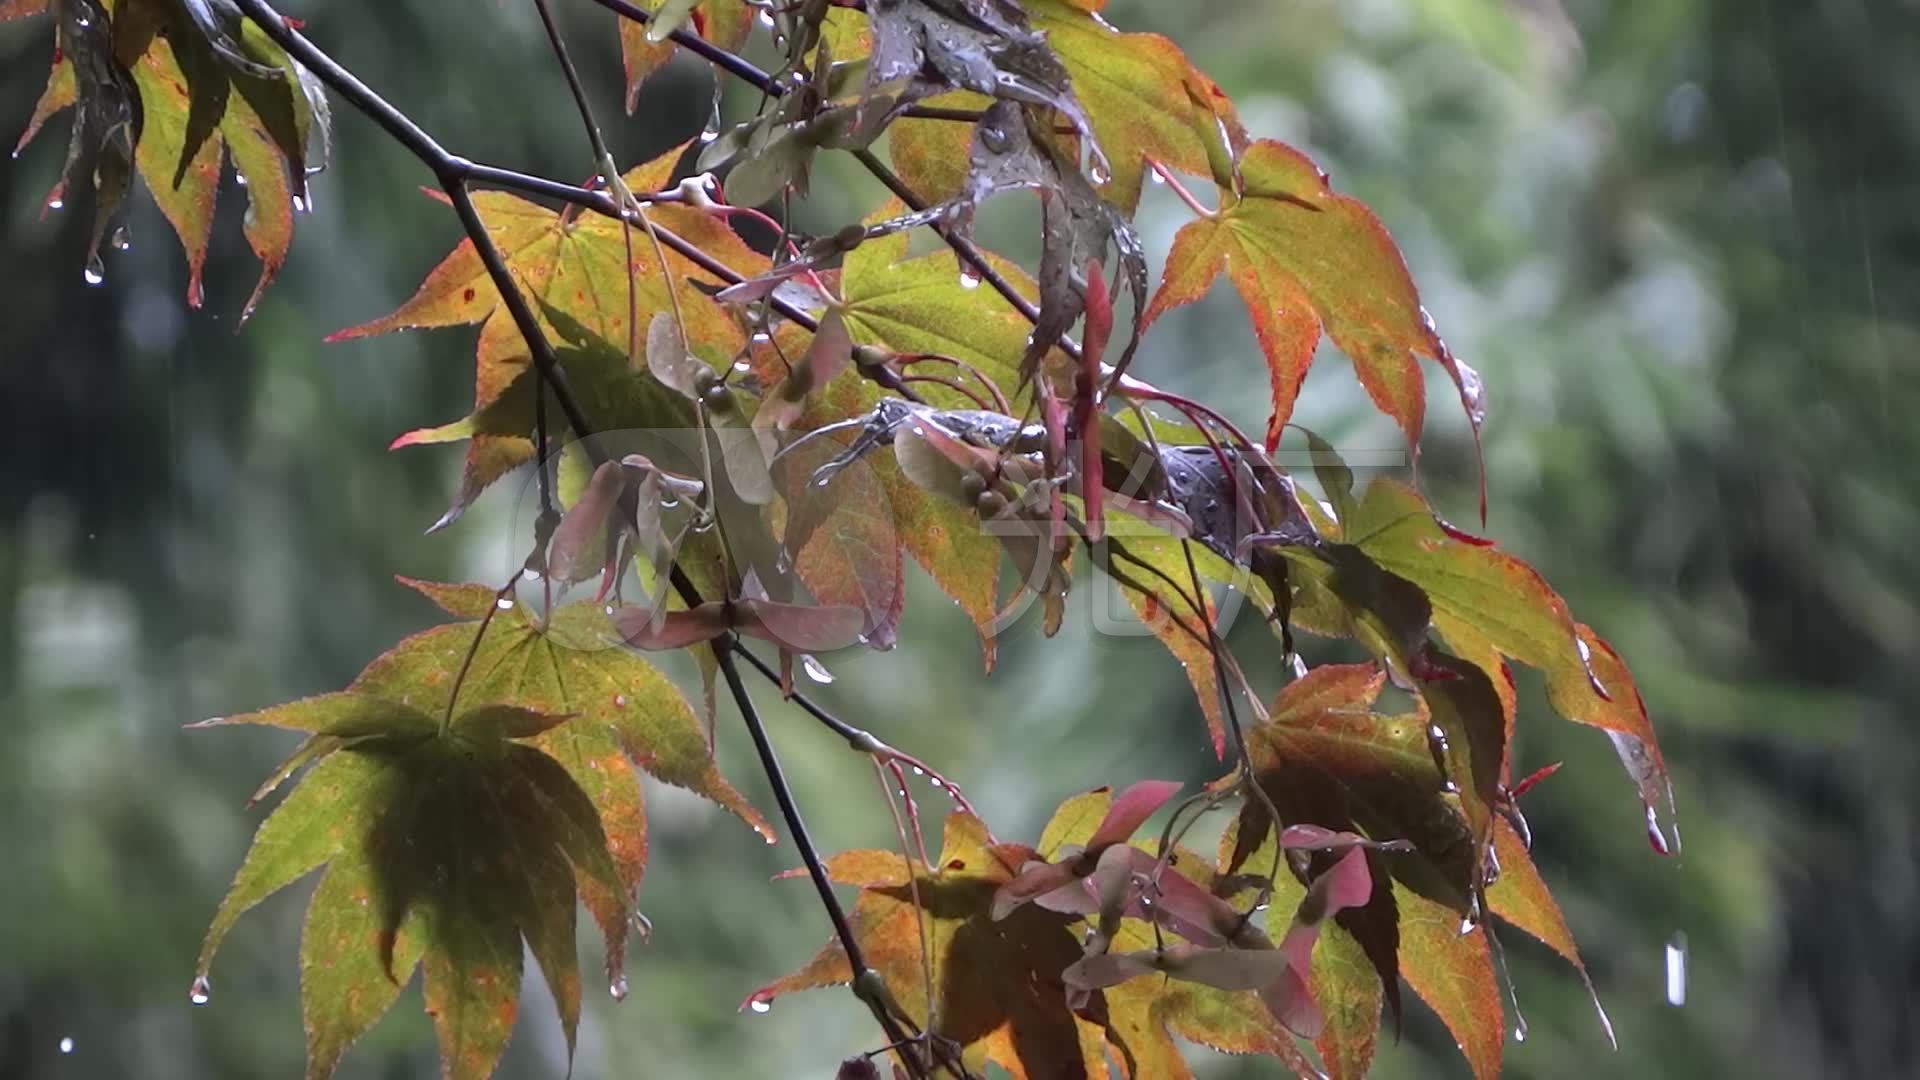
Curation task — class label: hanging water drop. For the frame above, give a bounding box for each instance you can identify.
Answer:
[911,766,925,777]
[749,996,772,1014]
[58,1037,74,1055]
[1149,169,1167,185]
[1512,1024,1528,1043]
[496,597,515,611]
[958,271,981,290]
[609,974,630,1001]
[82,256,105,287]
[802,654,834,684]
[292,193,310,214]
[234,172,248,187]
[613,695,628,708]
[928,777,944,789]
[189,976,212,1005]
[46,195,64,210]
[699,127,720,144]
[1089,162,1110,185]
[755,9,774,27]
[110,225,130,252]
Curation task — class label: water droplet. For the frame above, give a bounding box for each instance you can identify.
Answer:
[82,257,105,287]
[1645,803,1672,856]
[189,976,212,1005]
[1664,932,1688,1006]
[496,597,515,611]
[750,331,772,344]
[110,225,130,252]
[1149,169,1167,185]
[234,172,248,187]
[802,655,834,684]
[46,195,64,210]
[58,1037,74,1055]
[756,9,775,27]
[1512,1024,1528,1043]
[1459,917,1475,935]
[613,695,628,708]
[699,127,720,144]
[609,975,630,1001]
[958,271,981,290]
[749,996,772,1013]
[1089,162,1110,185]
[732,360,752,373]
[292,193,310,214]
[911,766,925,776]
[928,777,944,789]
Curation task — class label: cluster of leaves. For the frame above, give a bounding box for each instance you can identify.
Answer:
[5,0,1674,1077]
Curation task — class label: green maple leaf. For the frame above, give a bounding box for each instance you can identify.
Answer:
[193,580,772,1077]
[191,694,624,1079]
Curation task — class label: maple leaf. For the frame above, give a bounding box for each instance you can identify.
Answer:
[190,694,625,1078]
[1336,476,1671,827]
[328,141,767,521]
[750,810,1104,1078]
[1217,663,1614,1080]
[1143,139,1483,463]
[10,0,325,312]
[615,1,753,112]
[886,1,1246,215]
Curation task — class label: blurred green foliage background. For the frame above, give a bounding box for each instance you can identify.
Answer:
[2,0,1915,1076]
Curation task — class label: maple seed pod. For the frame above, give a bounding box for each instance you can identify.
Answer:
[975,489,1008,519]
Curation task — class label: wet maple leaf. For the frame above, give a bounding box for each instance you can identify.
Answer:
[10,0,321,313]
[191,696,623,1079]
[1336,476,1671,827]
[1143,139,1483,463]
[886,1,1245,214]
[614,1,752,112]
[750,811,1103,1078]
[329,141,767,521]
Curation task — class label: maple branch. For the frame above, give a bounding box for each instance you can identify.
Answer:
[714,644,935,1077]
[232,6,933,1070]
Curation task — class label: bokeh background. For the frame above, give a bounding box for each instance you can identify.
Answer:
[3,0,1916,1076]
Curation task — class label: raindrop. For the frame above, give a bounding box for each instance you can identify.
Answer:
[732,360,752,373]
[958,271,981,290]
[46,196,64,210]
[1664,932,1688,1006]
[750,331,772,344]
[911,766,925,776]
[756,9,774,27]
[82,256,105,287]
[699,128,720,144]
[496,597,515,611]
[1458,917,1475,935]
[1512,1024,1528,1043]
[110,225,130,252]
[189,975,212,1005]
[1089,162,1110,185]
[609,975,630,1001]
[521,567,542,581]
[749,997,773,1014]
[613,695,629,708]
[896,788,907,798]
[292,193,311,214]
[928,777,944,789]
[1645,803,1672,856]
[59,1037,74,1055]
[1149,169,1166,185]
[235,172,248,187]
[802,655,834,684]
